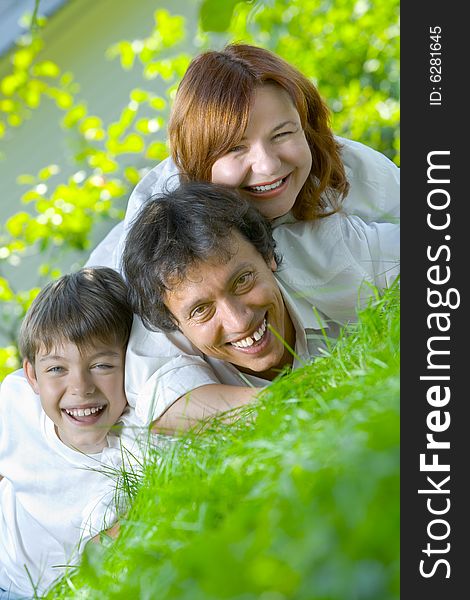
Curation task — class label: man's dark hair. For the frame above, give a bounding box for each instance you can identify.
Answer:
[122,181,280,331]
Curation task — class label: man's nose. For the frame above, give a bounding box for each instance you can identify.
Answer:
[220,299,253,333]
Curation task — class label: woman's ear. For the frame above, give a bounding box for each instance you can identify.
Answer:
[23,359,40,395]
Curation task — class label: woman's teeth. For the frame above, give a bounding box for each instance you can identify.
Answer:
[64,405,104,418]
[248,178,285,192]
[231,319,267,348]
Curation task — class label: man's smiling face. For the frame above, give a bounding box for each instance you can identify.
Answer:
[164,232,295,379]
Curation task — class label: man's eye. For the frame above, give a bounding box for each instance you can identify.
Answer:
[190,304,211,320]
[235,272,254,289]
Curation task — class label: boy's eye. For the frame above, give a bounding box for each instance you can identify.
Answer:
[46,366,64,374]
[92,363,115,371]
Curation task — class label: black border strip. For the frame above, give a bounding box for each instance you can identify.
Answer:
[401,3,466,598]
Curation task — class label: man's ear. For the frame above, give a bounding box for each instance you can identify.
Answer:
[170,314,180,330]
[270,255,277,272]
[23,359,40,395]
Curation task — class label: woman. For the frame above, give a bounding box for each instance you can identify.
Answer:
[87,44,399,432]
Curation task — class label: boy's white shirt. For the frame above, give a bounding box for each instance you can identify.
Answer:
[0,369,145,597]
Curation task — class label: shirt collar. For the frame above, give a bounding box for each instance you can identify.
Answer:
[276,278,331,368]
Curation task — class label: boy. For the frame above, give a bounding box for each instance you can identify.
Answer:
[0,267,142,599]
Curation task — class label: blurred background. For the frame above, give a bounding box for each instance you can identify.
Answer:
[0,0,399,377]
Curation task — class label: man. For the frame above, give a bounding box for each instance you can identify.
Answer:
[121,182,399,432]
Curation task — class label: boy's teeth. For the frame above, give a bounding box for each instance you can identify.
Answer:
[250,178,283,192]
[65,405,104,417]
[231,319,267,348]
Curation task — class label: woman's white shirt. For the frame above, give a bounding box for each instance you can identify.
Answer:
[85,137,399,270]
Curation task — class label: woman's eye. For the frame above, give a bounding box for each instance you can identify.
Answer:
[228,144,245,153]
[274,130,293,140]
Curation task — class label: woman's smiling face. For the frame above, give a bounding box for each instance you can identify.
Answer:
[211,84,312,220]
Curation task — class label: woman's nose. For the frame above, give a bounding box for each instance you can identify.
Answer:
[250,144,281,176]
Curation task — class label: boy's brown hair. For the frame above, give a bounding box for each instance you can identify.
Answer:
[19,267,133,365]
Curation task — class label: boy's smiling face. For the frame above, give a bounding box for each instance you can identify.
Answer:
[24,340,127,454]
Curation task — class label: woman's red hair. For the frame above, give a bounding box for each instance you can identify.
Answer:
[168,43,349,220]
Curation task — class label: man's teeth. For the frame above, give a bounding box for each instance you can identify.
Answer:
[64,405,104,417]
[231,319,267,348]
[249,178,284,192]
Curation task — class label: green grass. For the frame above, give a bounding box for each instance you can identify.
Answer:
[48,283,399,600]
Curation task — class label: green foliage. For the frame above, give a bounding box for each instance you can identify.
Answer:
[47,283,400,599]
[0,0,399,378]
[228,0,400,161]
[199,0,252,32]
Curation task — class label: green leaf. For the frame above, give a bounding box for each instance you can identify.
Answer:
[38,164,60,180]
[12,48,34,70]
[0,99,15,112]
[0,346,20,381]
[61,103,87,128]
[153,9,186,46]
[199,0,240,32]
[24,87,41,108]
[119,133,145,153]
[79,116,104,136]
[6,212,30,237]
[124,166,141,185]
[1,74,21,96]
[130,89,149,103]
[145,141,168,161]
[0,277,14,301]
[117,41,136,70]
[54,91,73,109]
[32,60,60,78]
[148,96,166,111]
[16,174,37,186]
[7,113,23,127]
[88,152,118,173]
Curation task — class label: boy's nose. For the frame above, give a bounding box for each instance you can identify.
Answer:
[70,373,95,396]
